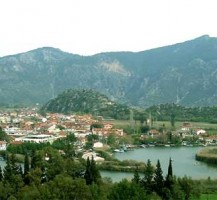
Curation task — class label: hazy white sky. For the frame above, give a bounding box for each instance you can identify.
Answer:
[0,0,216,56]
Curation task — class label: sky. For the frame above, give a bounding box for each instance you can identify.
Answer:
[0,0,216,57]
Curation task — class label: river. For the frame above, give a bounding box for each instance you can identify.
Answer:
[1,147,216,183]
[101,146,217,182]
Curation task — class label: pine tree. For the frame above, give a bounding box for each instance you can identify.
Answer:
[154,160,164,196]
[132,165,140,184]
[142,159,154,193]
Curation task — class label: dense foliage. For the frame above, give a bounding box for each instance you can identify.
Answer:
[40,89,131,119]
[0,149,207,200]
[146,103,217,123]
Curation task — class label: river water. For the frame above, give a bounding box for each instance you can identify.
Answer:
[101,147,217,182]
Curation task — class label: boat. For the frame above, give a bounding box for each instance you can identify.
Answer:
[113,149,125,153]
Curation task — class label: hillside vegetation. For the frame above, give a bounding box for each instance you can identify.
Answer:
[146,103,217,123]
[40,89,131,119]
[41,89,217,123]
[1,35,217,107]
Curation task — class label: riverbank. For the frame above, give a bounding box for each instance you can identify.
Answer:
[196,147,217,165]
[95,150,146,173]
[98,160,146,173]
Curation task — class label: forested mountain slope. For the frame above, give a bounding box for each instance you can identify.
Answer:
[1,35,217,107]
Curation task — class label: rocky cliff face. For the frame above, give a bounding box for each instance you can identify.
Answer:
[1,35,217,107]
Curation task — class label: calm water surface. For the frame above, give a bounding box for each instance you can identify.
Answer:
[101,147,217,182]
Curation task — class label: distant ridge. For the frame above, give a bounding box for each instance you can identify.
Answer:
[1,35,217,107]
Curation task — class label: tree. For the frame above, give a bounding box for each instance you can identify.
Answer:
[107,133,116,147]
[170,113,175,127]
[142,159,154,194]
[0,166,3,181]
[3,154,12,182]
[140,125,150,134]
[84,157,93,185]
[108,179,147,200]
[91,123,103,130]
[167,158,173,178]
[0,127,10,142]
[165,158,175,198]
[132,166,140,184]
[165,158,174,192]
[178,176,201,200]
[30,150,43,170]
[24,153,30,176]
[90,156,101,184]
[31,150,37,169]
[154,160,164,196]
[84,156,101,185]
[49,175,92,200]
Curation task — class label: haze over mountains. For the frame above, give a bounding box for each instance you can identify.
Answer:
[1,35,217,107]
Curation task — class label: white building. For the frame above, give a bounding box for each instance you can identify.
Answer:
[196,129,206,135]
[82,151,104,162]
[0,141,7,151]
[93,142,103,148]
[15,134,55,143]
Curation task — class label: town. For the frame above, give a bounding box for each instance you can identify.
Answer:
[1,107,217,162]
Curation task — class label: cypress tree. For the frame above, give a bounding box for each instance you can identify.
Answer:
[0,166,3,181]
[167,157,173,177]
[90,156,101,184]
[84,157,93,185]
[165,157,174,191]
[24,153,30,176]
[24,153,31,185]
[31,150,37,169]
[154,160,164,196]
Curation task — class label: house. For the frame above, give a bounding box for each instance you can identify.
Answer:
[0,141,7,150]
[181,122,191,131]
[103,123,113,130]
[148,129,159,138]
[82,151,104,162]
[196,129,206,135]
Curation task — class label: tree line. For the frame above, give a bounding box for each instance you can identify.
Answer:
[0,147,203,200]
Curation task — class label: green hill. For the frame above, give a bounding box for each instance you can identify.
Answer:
[40,89,130,119]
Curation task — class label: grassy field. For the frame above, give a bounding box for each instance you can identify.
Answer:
[110,120,217,130]
[200,193,217,200]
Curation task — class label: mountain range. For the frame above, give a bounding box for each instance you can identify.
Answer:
[1,35,217,107]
